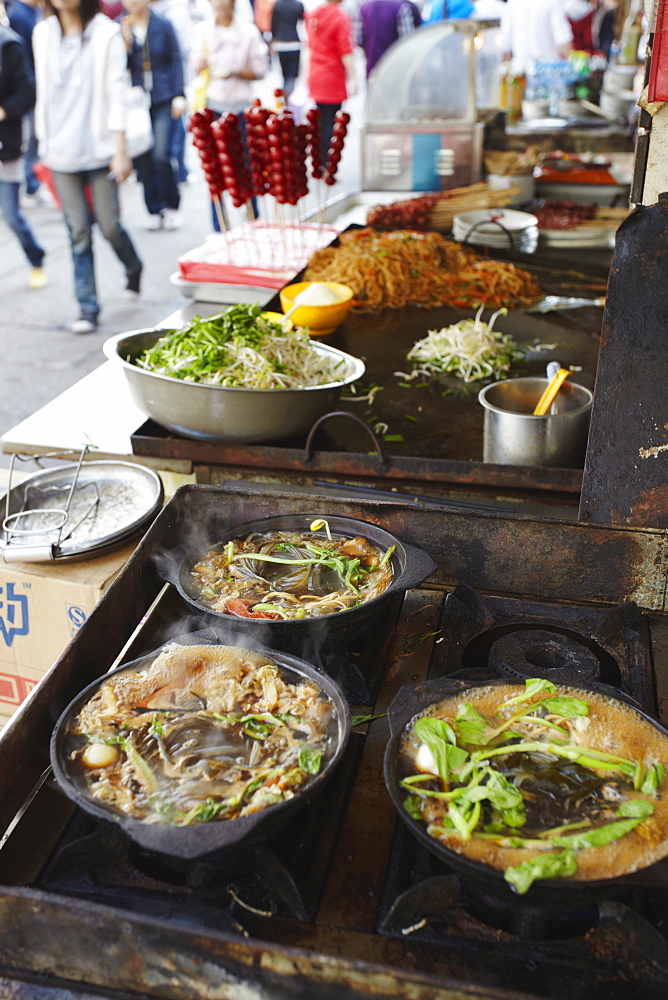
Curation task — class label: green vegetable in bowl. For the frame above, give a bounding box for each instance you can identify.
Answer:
[399,678,668,894]
[133,304,346,390]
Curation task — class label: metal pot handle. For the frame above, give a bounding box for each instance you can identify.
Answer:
[397,543,437,591]
[303,411,391,469]
[387,676,471,735]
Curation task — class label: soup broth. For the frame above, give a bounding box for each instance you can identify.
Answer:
[399,681,668,892]
[191,528,394,620]
[67,644,338,826]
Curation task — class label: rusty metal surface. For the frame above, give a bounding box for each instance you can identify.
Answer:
[131,250,610,492]
[0,485,667,1000]
[579,197,668,526]
[0,888,527,1000]
[132,419,584,494]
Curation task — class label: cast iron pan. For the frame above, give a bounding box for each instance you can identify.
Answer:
[384,675,668,903]
[160,513,437,649]
[50,631,350,859]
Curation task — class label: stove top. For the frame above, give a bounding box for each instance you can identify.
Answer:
[0,487,667,1000]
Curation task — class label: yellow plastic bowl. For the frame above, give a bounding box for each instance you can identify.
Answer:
[278,282,354,336]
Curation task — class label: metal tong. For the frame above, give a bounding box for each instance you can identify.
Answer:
[2,446,98,562]
[526,295,606,314]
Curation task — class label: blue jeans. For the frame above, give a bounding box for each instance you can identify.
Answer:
[0,179,45,266]
[170,115,188,184]
[23,111,40,195]
[53,167,143,318]
[134,100,181,216]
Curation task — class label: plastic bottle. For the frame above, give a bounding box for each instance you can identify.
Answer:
[617,1,644,66]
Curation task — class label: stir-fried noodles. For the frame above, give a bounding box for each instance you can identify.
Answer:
[303,228,542,312]
[191,527,395,619]
[69,644,338,825]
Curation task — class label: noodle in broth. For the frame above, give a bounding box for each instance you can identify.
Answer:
[69,644,337,825]
[191,528,395,619]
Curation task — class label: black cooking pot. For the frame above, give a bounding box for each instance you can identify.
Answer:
[50,632,350,860]
[384,675,668,903]
[160,514,437,653]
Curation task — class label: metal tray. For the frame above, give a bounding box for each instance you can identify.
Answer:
[1,460,164,562]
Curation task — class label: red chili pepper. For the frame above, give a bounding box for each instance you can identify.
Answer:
[225,599,281,620]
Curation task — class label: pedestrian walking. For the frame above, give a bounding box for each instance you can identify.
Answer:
[500,0,574,73]
[189,0,268,228]
[358,0,421,79]
[304,0,355,161]
[120,0,186,229]
[6,0,43,202]
[32,0,143,334]
[0,8,47,288]
[152,0,194,184]
[189,0,269,117]
[270,0,303,101]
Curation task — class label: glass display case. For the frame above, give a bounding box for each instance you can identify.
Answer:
[362,19,502,191]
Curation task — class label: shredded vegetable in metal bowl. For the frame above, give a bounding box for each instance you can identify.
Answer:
[133,304,347,390]
[397,306,525,384]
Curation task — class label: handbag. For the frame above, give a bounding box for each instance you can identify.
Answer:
[188,68,210,113]
[125,85,154,159]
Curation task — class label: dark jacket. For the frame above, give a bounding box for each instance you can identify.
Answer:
[0,26,35,163]
[124,10,184,107]
[7,0,38,69]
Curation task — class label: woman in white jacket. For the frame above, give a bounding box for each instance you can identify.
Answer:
[33,0,143,333]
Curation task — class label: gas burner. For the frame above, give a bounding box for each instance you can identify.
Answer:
[488,629,601,684]
[377,823,668,997]
[432,583,656,712]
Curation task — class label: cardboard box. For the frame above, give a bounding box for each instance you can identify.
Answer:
[0,540,137,728]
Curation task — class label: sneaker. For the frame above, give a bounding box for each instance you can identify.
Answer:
[71,313,97,335]
[28,266,48,289]
[20,192,39,209]
[162,208,182,231]
[146,213,163,231]
[123,268,142,301]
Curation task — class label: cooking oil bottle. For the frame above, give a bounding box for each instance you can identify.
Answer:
[500,62,525,122]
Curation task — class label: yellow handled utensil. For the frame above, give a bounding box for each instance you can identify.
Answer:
[533,367,571,416]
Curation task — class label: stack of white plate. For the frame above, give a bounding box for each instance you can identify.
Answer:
[453,208,539,253]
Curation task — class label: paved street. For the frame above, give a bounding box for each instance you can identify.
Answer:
[0,58,365,469]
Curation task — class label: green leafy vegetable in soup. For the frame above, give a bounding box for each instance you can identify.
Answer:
[191,523,395,620]
[69,644,338,826]
[399,680,668,893]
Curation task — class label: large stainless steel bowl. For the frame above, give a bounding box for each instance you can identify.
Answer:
[103,328,366,443]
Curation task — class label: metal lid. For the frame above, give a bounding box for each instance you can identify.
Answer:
[1,460,164,562]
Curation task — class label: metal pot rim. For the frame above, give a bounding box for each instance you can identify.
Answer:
[50,638,351,859]
[478,378,594,419]
[384,675,668,897]
[170,512,436,628]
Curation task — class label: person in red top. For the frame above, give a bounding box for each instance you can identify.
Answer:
[305,0,355,159]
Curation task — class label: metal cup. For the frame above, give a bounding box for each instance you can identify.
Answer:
[478,377,593,468]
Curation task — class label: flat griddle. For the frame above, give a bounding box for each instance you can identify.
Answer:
[131,246,609,495]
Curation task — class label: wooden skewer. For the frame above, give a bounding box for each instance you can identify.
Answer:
[212,194,228,233]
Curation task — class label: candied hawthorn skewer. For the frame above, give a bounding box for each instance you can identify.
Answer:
[324,110,349,186]
[188,110,228,230]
